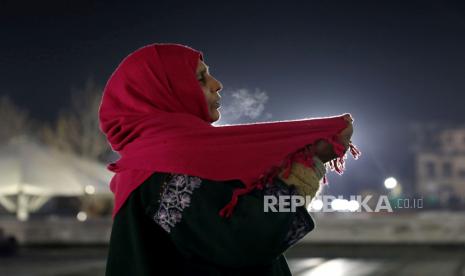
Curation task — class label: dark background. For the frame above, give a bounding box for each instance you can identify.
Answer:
[1,0,464,195]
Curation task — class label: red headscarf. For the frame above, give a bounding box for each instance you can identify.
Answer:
[99,43,360,219]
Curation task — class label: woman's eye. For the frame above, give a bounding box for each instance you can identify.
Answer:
[197,74,206,83]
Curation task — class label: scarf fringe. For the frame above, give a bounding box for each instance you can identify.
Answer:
[219,137,361,218]
[324,141,361,184]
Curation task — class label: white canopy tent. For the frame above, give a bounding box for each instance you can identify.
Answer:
[0,137,113,221]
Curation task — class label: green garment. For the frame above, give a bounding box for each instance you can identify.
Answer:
[106,172,314,276]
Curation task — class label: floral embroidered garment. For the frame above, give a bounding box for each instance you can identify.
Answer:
[153,175,202,233]
[106,172,314,276]
[153,174,312,246]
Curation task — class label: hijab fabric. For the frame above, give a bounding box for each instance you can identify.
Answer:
[98,43,361,219]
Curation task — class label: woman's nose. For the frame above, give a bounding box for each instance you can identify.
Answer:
[213,78,223,93]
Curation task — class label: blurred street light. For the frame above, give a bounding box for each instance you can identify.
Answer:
[84,185,95,195]
[347,200,360,212]
[384,177,398,189]
[308,199,323,212]
[76,211,87,222]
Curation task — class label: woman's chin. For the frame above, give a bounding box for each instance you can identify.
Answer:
[210,109,221,122]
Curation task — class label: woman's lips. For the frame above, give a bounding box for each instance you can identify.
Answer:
[214,101,221,108]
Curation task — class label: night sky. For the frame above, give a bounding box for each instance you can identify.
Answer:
[1,0,464,194]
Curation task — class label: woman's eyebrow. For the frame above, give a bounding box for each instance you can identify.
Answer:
[197,65,210,75]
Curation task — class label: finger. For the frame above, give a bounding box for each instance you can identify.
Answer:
[314,140,337,163]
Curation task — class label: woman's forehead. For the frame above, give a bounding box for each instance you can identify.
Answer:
[197,59,209,71]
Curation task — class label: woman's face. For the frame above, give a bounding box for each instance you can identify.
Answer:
[196,58,223,122]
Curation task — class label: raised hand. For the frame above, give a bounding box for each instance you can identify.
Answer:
[314,115,353,163]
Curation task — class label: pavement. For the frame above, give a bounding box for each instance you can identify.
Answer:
[1,244,464,276]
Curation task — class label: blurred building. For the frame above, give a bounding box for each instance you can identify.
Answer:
[0,136,113,221]
[414,125,465,207]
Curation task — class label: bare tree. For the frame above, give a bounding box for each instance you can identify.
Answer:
[0,95,34,143]
[40,79,111,161]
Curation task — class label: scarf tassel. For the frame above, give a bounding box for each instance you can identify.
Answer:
[219,185,258,218]
[219,139,361,218]
[107,163,122,173]
[325,141,362,184]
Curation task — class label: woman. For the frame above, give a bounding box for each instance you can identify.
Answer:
[99,43,358,276]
